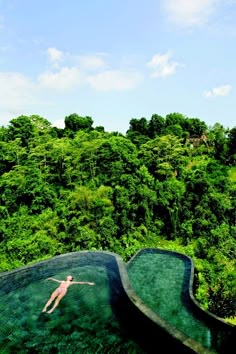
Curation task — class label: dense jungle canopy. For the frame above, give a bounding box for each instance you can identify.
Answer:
[0,112,235,321]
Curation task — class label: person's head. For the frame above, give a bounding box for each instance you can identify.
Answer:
[67,275,73,281]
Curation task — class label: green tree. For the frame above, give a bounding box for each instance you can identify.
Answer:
[155,178,186,238]
[64,114,93,136]
[165,112,186,127]
[227,127,236,164]
[86,135,139,186]
[148,114,165,138]
[209,123,228,162]
[0,139,27,174]
[126,117,150,146]
[139,135,185,179]
[64,185,116,250]
[182,117,207,136]
[127,117,148,135]
[7,115,34,147]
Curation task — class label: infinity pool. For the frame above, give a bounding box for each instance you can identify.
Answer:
[127,249,234,354]
[0,250,234,353]
[0,252,144,353]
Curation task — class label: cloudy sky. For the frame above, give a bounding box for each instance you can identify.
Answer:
[0,0,235,133]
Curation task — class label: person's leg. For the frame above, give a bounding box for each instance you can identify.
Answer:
[42,289,59,312]
[47,291,66,313]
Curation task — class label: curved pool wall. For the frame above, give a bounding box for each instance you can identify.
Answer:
[0,249,234,353]
[125,248,235,354]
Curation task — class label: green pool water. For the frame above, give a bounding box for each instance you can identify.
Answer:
[0,250,234,354]
[0,252,144,354]
[127,249,233,354]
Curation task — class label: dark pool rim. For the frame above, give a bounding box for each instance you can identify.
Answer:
[0,249,234,354]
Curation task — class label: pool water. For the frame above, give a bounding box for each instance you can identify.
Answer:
[0,252,144,354]
[0,250,233,354]
[127,249,233,353]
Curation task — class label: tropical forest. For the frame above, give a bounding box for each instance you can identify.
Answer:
[0,112,235,324]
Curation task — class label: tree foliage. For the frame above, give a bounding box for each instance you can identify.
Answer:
[0,112,235,320]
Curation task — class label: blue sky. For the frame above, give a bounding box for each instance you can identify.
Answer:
[0,0,235,133]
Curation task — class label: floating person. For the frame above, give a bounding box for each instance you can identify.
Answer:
[42,275,95,314]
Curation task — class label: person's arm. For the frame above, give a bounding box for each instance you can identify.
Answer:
[46,277,62,283]
[71,281,95,285]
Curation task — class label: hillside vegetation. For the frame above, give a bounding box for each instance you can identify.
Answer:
[0,112,235,320]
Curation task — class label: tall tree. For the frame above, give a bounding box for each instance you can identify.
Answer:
[139,135,185,179]
[7,116,34,147]
[148,114,165,138]
[182,118,207,136]
[64,114,93,136]
[126,117,150,146]
[227,127,236,164]
[209,123,228,162]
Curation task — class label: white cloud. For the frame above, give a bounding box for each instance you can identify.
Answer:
[0,51,143,126]
[77,55,106,71]
[42,49,141,91]
[47,47,107,71]
[47,47,64,67]
[0,72,34,107]
[38,67,81,90]
[52,119,65,128]
[162,0,218,27]
[147,52,180,78]
[86,70,142,91]
[0,71,49,125]
[204,84,232,97]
